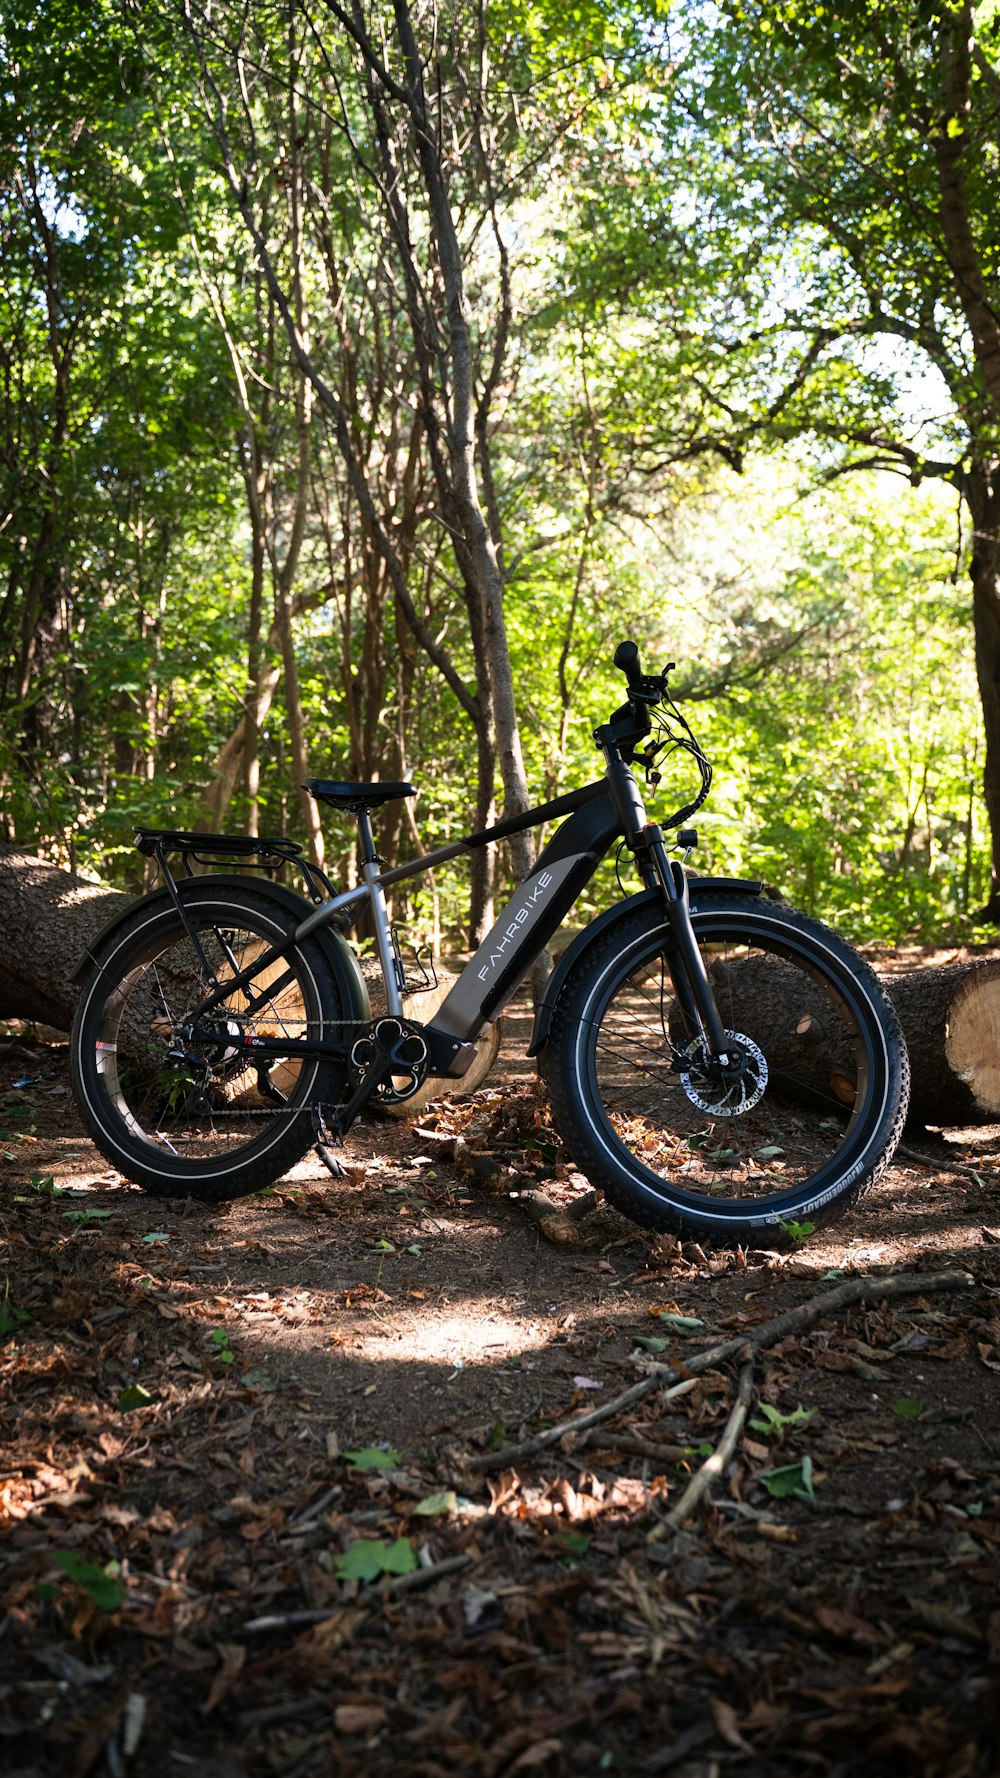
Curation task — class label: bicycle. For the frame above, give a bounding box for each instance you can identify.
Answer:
[69,640,908,1244]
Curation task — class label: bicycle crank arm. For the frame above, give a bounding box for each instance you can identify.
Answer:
[328,1050,397,1139]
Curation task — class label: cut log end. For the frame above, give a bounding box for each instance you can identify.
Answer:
[945,968,1000,1120]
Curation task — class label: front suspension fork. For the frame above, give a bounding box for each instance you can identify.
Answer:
[638,825,730,1060]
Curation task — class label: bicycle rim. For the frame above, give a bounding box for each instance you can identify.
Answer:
[581,915,890,1220]
[87,909,326,1171]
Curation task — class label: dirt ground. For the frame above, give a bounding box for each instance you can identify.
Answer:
[2,983,1000,1778]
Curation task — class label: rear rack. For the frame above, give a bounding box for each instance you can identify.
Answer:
[133,827,336,904]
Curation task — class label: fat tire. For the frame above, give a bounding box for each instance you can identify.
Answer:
[540,895,908,1245]
[70,884,346,1202]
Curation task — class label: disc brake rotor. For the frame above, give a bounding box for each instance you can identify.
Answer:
[678,1029,768,1115]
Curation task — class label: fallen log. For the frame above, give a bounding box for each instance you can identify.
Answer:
[883,960,1000,1127]
[0,846,133,1029]
[0,848,501,1109]
[703,951,1000,1128]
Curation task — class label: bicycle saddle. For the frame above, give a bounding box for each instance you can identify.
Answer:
[302,778,416,810]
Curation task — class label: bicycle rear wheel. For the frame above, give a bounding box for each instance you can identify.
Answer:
[541,895,908,1244]
[70,884,348,1201]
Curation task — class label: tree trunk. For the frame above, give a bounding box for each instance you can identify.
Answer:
[969,465,1000,920]
[0,847,133,1029]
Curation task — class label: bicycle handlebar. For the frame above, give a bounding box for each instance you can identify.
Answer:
[613,638,644,691]
[612,638,674,704]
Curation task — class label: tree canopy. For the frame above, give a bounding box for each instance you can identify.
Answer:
[0,0,990,943]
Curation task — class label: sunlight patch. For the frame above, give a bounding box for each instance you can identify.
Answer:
[369,1309,550,1365]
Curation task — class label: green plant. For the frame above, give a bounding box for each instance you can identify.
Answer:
[779,1219,815,1245]
[750,1402,817,1442]
[0,1280,30,1338]
[207,1327,235,1364]
[335,1537,417,1581]
[40,1551,126,1611]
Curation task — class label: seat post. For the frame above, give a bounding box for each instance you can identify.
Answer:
[355,805,378,867]
[356,805,404,1017]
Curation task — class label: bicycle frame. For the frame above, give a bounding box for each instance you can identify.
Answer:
[182,741,731,1096]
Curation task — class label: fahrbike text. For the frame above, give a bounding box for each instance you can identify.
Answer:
[476,870,554,979]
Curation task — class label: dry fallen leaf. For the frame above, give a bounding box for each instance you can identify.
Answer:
[202,1642,245,1715]
[334,1703,388,1735]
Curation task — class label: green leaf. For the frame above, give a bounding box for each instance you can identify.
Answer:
[50,1551,126,1611]
[653,1312,705,1332]
[28,1173,60,1195]
[750,1402,817,1439]
[376,1537,419,1574]
[344,1446,403,1470]
[779,1219,815,1245]
[891,1397,924,1419]
[119,1383,156,1411]
[758,1456,815,1502]
[208,1328,234,1361]
[62,1208,114,1225]
[556,1530,590,1560]
[0,1280,31,1337]
[142,1231,170,1244]
[240,1368,276,1391]
[754,1145,785,1159]
[335,1537,417,1580]
[632,1335,669,1353]
[413,1489,457,1517]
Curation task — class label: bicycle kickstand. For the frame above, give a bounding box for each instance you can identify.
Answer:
[313,1105,346,1180]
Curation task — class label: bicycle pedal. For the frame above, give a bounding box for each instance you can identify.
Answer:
[315,1143,346,1180]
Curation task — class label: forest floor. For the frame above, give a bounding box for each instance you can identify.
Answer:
[2,954,1000,1778]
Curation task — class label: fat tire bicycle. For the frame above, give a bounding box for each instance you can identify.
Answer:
[69,641,909,1244]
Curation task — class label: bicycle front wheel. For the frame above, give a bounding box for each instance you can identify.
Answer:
[71,884,348,1201]
[542,895,908,1244]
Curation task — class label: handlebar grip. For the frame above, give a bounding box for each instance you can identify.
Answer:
[613,639,643,689]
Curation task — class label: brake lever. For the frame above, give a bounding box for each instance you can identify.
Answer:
[631,663,676,706]
[638,740,663,785]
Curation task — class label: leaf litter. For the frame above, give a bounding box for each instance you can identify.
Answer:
[1,1023,1000,1776]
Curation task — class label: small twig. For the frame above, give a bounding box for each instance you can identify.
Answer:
[380,1552,470,1594]
[580,1432,688,1465]
[465,1269,972,1475]
[287,1484,339,1528]
[240,1695,332,1728]
[896,1143,993,1183]
[243,1606,354,1634]
[242,1554,470,1633]
[466,1378,700,1472]
[650,1362,755,1539]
